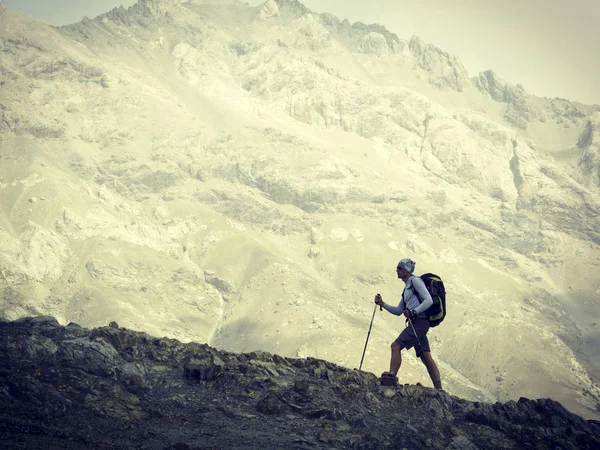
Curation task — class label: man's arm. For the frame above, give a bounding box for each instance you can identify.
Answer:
[412,277,433,314]
[383,299,405,316]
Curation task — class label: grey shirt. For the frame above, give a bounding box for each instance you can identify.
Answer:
[383,276,433,318]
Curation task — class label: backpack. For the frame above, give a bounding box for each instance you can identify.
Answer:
[409,273,446,327]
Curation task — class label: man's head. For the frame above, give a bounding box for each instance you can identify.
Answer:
[396,258,416,279]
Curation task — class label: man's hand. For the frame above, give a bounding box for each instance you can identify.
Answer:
[403,309,417,319]
[374,294,383,306]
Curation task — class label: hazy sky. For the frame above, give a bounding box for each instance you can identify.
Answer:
[4,0,599,104]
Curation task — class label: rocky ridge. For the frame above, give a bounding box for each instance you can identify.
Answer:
[473,70,598,130]
[1,316,600,449]
[262,1,600,130]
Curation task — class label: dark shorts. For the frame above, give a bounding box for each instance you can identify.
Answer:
[395,318,430,357]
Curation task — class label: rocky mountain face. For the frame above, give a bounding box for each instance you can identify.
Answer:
[578,113,600,187]
[1,0,600,421]
[2,316,600,449]
[473,71,596,131]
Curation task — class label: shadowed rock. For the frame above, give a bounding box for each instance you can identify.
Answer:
[1,317,599,449]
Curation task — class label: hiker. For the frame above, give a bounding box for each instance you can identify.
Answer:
[374,258,443,390]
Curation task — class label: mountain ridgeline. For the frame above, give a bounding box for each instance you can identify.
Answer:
[1,0,599,426]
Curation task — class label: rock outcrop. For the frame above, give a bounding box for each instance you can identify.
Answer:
[1,317,599,449]
[408,36,471,92]
[258,0,281,21]
[578,112,600,188]
[474,71,532,129]
[474,70,597,129]
[134,0,184,17]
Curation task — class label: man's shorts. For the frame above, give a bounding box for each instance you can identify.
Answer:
[395,318,430,357]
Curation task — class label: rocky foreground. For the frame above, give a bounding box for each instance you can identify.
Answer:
[1,316,599,450]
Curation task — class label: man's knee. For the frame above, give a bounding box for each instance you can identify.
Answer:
[391,342,402,352]
[420,351,434,364]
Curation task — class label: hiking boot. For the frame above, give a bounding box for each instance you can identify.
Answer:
[379,372,398,386]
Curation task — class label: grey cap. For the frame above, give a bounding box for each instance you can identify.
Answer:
[397,258,416,274]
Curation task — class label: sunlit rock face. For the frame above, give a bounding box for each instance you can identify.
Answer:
[408,36,471,92]
[1,0,600,420]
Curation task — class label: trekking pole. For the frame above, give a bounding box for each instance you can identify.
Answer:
[359,302,379,371]
[408,316,424,355]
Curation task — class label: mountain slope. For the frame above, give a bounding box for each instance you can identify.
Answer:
[1,0,599,419]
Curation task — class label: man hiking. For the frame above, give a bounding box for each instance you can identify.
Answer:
[374,258,443,390]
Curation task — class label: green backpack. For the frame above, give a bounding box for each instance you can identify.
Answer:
[409,273,446,327]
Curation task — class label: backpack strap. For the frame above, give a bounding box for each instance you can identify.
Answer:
[408,276,423,304]
[402,276,416,303]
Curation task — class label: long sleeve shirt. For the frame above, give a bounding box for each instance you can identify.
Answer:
[383,276,433,318]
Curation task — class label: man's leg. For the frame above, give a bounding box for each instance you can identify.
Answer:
[420,351,442,390]
[390,341,404,375]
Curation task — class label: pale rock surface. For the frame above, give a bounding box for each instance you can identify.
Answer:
[474,70,597,130]
[358,32,389,56]
[258,0,280,21]
[408,36,471,92]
